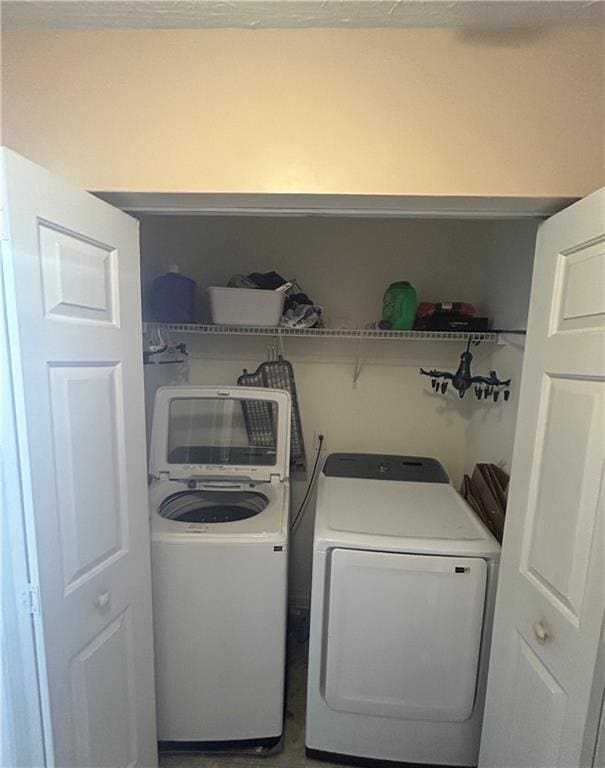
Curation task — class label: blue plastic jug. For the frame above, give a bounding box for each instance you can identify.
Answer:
[151,265,196,323]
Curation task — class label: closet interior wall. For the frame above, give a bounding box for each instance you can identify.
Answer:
[138,214,538,604]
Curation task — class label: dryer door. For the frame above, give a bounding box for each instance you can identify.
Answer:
[324,548,487,722]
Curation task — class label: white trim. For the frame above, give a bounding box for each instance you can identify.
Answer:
[1,236,48,767]
[582,611,605,767]
[93,192,577,220]
[594,689,605,767]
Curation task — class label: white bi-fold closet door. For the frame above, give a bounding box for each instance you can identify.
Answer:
[2,148,157,768]
[479,187,605,768]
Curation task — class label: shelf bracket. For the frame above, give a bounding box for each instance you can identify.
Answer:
[352,337,364,386]
[277,331,286,359]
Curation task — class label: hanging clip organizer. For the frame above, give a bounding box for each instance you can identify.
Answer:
[420,337,511,401]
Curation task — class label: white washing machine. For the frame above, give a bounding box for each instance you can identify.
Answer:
[149,386,291,751]
[306,453,500,767]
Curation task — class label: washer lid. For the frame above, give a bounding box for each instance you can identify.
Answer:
[149,386,291,482]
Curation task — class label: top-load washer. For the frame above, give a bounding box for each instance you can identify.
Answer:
[306,453,500,767]
[149,386,291,751]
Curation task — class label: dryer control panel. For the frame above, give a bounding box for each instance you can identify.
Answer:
[322,453,449,483]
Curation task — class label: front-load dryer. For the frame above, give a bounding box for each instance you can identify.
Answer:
[149,386,291,751]
[306,453,500,767]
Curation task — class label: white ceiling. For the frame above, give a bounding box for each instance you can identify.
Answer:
[2,0,604,30]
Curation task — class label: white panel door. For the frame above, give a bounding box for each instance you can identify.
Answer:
[325,549,487,722]
[479,188,605,768]
[1,148,157,767]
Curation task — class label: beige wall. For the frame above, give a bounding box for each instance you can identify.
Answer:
[138,214,537,602]
[138,216,499,322]
[2,27,604,197]
[464,236,537,480]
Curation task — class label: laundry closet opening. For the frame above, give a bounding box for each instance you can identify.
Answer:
[131,207,540,605]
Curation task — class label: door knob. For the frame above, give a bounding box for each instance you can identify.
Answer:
[95,591,111,610]
[533,619,551,644]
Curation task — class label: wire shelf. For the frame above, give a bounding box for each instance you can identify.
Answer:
[144,322,499,343]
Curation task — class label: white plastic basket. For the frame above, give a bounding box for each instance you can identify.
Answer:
[208,287,285,327]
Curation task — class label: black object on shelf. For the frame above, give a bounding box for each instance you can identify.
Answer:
[414,315,489,332]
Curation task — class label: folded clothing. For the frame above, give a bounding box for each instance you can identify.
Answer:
[281,304,323,328]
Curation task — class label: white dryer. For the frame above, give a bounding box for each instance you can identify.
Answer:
[306,453,500,767]
[149,386,291,751]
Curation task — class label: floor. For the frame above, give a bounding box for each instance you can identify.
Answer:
[159,636,347,768]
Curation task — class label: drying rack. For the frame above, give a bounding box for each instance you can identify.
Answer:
[238,358,307,472]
